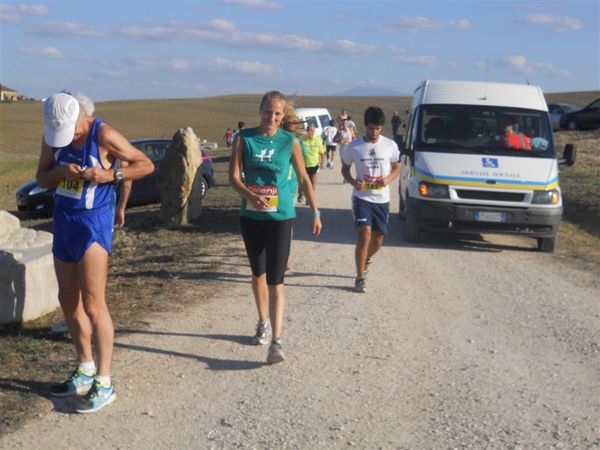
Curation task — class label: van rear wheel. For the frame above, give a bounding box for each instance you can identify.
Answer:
[537,234,557,252]
[404,202,421,243]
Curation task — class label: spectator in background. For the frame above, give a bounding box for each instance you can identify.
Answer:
[223,128,234,148]
[347,115,357,134]
[391,110,401,137]
[338,109,349,127]
[231,121,245,142]
[323,119,338,169]
[38,92,153,413]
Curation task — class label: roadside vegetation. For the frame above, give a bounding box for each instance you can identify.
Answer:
[0,92,598,434]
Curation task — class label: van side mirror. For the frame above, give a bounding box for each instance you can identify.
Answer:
[559,143,576,167]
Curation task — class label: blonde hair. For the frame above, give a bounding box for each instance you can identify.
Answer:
[259,90,287,113]
[281,98,305,134]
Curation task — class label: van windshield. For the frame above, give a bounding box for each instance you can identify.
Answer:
[418,105,555,158]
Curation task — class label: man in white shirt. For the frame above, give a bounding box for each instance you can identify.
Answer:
[341,107,401,293]
[322,119,338,169]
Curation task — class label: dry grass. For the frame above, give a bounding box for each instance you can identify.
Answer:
[0,92,598,434]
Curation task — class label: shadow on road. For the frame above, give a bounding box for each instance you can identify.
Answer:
[112,341,265,371]
[0,378,80,415]
[292,206,537,253]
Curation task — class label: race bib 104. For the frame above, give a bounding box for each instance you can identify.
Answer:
[247,184,278,212]
[56,178,84,200]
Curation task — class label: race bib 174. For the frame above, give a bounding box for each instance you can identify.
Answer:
[247,184,278,212]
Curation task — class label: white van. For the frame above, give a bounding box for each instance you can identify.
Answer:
[295,107,333,138]
[398,80,576,252]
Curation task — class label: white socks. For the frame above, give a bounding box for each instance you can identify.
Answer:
[79,360,96,375]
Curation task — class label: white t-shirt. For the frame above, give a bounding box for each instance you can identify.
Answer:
[323,125,338,146]
[341,135,400,203]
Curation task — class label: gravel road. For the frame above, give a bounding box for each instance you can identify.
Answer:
[2,165,599,449]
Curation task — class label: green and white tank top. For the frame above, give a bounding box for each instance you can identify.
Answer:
[240,127,296,221]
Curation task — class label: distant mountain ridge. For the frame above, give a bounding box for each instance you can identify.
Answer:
[332,86,407,96]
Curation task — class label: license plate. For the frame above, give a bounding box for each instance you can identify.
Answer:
[474,211,506,222]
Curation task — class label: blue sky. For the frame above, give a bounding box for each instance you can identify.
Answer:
[1,0,598,101]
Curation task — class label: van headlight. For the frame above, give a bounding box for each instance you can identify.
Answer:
[532,189,560,204]
[418,181,449,198]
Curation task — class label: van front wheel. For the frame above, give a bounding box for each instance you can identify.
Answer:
[404,203,421,243]
[537,234,557,252]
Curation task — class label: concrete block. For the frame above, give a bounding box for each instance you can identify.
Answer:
[0,210,59,324]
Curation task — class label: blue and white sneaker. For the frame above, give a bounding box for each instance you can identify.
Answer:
[75,379,116,414]
[49,367,95,397]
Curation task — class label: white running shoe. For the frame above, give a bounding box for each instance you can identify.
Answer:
[251,320,271,345]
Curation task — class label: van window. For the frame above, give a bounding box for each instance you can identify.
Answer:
[304,116,318,129]
[418,105,554,157]
[318,114,331,128]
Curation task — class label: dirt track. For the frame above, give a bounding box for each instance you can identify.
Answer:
[1,166,599,449]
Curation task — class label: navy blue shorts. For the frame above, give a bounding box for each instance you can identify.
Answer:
[53,207,113,263]
[352,197,390,235]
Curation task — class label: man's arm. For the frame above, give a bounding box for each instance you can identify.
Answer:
[114,160,131,229]
[79,124,154,185]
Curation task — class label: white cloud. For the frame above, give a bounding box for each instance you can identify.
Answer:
[534,62,570,78]
[118,26,176,39]
[119,20,322,52]
[376,16,472,33]
[334,39,378,54]
[208,18,235,32]
[523,14,582,32]
[506,55,528,71]
[394,54,439,68]
[126,54,278,76]
[448,19,472,30]
[499,55,569,79]
[19,4,48,15]
[20,46,65,59]
[34,21,106,38]
[0,3,48,22]
[223,0,283,11]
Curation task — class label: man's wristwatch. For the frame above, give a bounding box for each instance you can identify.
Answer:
[113,169,124,184]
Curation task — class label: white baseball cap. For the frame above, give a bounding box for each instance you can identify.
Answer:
[43,93,80,148]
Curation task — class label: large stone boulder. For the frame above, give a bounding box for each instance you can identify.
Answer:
[158,127,204,226]
[0,210,59,324]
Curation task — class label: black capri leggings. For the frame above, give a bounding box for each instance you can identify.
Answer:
[239,216,293,285]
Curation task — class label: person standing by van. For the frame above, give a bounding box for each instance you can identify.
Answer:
[229,90,322,364]
[341,106,400,293]
[323,119,338,169]
[391,110,401,137]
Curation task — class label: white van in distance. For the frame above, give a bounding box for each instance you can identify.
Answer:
[295,107,332,138]
[398,80,576,252]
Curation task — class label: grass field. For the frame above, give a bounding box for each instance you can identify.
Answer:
[0,92,598,434]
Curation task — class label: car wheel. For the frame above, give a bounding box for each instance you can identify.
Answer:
[567,119,578,131]
[199,177,208,199]
[537,233,557,253]
[404,200,421,243]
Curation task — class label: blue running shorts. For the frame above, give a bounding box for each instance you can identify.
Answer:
[52,207,114,263]
[352,197,390,235]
